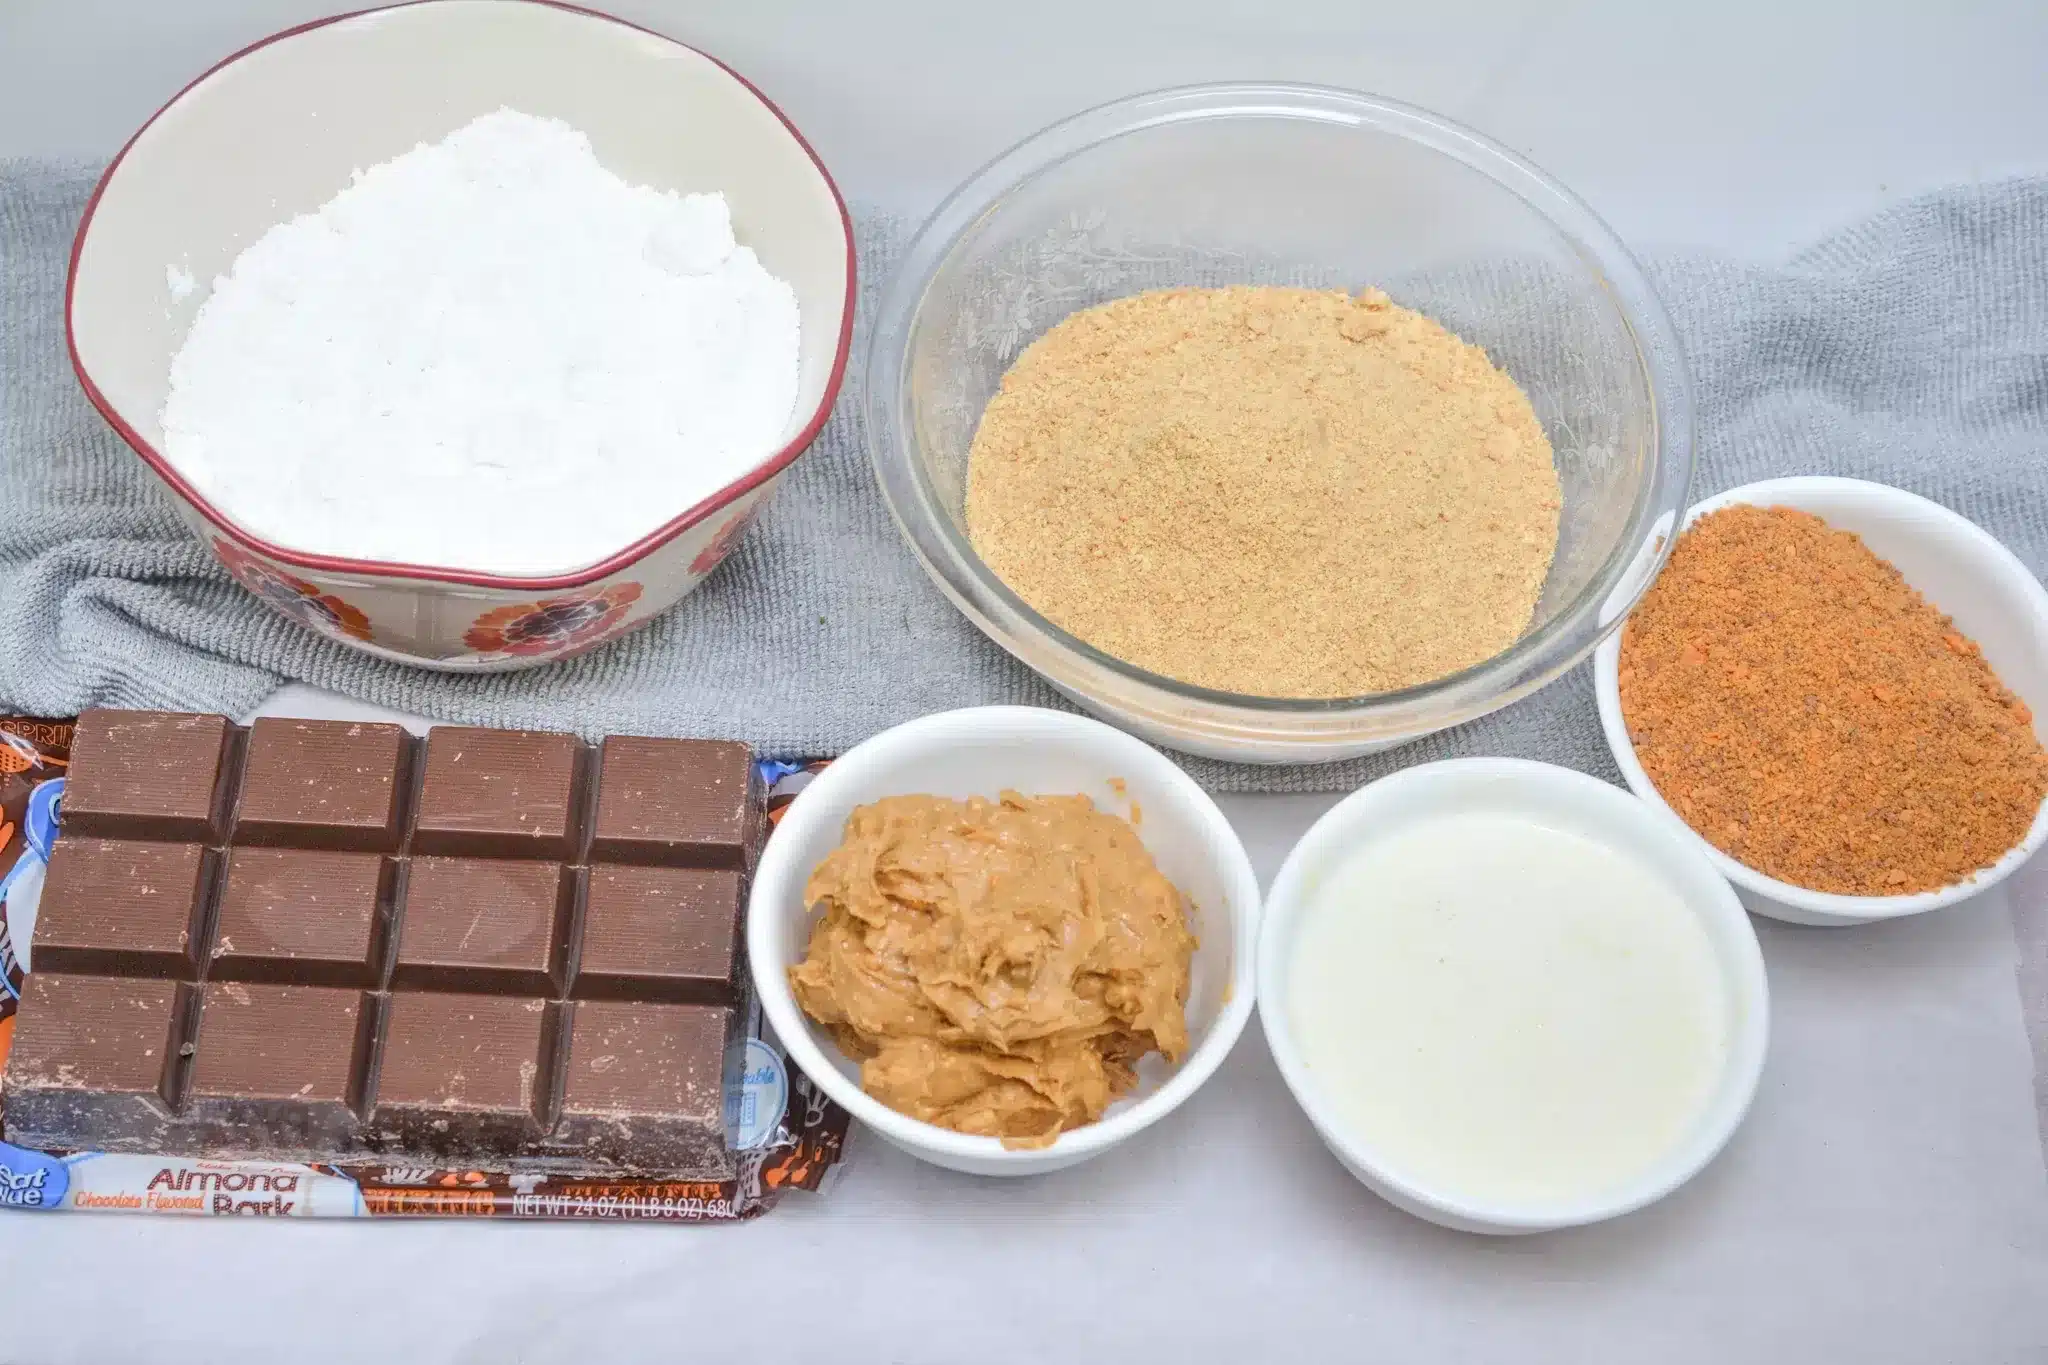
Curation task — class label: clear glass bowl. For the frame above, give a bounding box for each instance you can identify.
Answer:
[865,84,1693,763]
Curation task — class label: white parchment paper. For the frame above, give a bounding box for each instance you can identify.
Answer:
[1,785,2043,1364]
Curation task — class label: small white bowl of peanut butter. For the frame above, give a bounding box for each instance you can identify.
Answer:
[748,706,1260,1176]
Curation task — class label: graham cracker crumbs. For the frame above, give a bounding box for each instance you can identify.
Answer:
[1618,503,2048,895]
[963,286,1561,698]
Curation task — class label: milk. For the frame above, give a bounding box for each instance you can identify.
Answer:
[1287,811,1729,1207]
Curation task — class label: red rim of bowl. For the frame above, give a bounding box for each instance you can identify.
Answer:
[65,0,858,592]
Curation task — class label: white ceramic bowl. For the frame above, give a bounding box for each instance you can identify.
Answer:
[1594,477,2048,926]
[1257,758,1769,1234]
[69,0,854,671]
[747,706,1261,1176]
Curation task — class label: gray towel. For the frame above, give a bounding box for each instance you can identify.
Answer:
[4,161,2045,796]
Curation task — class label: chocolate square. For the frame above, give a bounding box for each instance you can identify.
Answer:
[412,726,581,859]
[554,1000,736,1172]
[392,857,570,994]
[589,737,753,868]
[0,973,185,1152]
[186,981,370,1152]
[31,837,210,978]
[233,718,408,852]
[574,865,741,1004]
[211,848,392,988]
[61,709,232,842]
[368,993,553,1153]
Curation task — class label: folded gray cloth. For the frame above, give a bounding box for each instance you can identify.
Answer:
[4,161,2046,797]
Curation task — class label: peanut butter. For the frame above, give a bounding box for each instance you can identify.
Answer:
[788,792,1195,1148]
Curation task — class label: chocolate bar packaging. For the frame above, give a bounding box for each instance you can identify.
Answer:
[1,717,71,1010]
[0,713,846,1221]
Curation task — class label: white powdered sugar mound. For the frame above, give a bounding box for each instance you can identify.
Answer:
[161,109,802,576]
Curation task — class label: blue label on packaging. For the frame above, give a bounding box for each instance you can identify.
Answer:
[22,776,62,861]
[727,1038,788,1151]
[0,1143,69,1210]
[755,758,810,786]
[1,777,65,998]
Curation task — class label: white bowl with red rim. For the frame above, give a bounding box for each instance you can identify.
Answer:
[68,0,854,670]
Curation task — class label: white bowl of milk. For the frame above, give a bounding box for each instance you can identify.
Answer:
[1257,757,1768,1234]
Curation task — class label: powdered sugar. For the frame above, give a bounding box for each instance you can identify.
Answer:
[160,109,801,576]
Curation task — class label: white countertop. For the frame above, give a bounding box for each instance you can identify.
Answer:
[2,2,2046,1361]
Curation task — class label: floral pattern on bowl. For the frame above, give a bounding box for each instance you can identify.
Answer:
[689,507,759,576]
[463,582,645,658]
[213,537,375,642]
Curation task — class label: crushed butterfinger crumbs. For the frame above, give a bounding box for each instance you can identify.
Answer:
[1618,503,2048,895]
[964,286,1562,699]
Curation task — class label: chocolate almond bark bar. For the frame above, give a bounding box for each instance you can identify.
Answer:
[233,718,409,851]
[60,710,234,842]
[367,992,556,1155]
[577,865,743,1004]
[211,848,393,988]
[0,711,757,1179]
[33,837,211,978]
[411,726,583,859]
[394,856,572,995]
[590,736,755,868]
[185,981,373,1153]
[555,1000,737,1171]
[2,973,187,1152]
